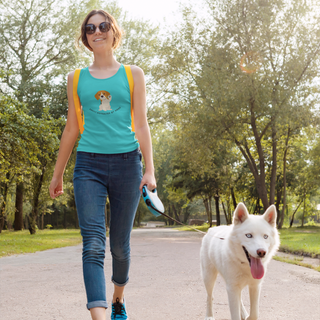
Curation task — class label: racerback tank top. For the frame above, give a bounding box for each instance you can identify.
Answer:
[76,64,139,154]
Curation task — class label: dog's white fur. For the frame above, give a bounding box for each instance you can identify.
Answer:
[95,90,112,111]
[200,203,280,320]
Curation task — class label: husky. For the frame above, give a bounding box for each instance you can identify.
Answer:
[200,202,280,320]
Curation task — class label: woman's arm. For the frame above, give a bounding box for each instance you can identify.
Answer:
[49,71,80,199]
[131,66,156,192]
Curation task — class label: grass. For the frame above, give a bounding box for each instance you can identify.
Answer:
[278,226,320,258]
[273,255,320,272]
[0,229,82,257]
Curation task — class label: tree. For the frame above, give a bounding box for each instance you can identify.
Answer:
[287,128,320,226]
[0,0,85,230]
[0,91,60,232]
[155,0,320,219]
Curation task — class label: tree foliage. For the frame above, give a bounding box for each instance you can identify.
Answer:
[154,0,320,227]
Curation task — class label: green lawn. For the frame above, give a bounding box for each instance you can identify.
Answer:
[278,226,320,257]
[0,229,82,257]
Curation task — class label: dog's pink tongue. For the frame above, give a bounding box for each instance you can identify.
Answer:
[250,257,264,279]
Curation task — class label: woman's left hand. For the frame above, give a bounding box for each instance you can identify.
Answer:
[139,172,156,193]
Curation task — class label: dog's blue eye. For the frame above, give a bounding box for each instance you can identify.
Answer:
[245,234,252,238]
[264,234,268,239]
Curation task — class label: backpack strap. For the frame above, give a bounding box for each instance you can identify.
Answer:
[73,69,84,134]
[124,65,135,132]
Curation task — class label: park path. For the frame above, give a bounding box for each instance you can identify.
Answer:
[0,228,319,320]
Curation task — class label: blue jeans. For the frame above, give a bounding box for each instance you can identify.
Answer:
[73,149,142,310]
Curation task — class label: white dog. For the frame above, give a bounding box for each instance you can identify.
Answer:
[200,203,280,320]
[95,90,112,111]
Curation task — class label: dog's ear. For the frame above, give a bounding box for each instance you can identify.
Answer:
[262,205,277,227]
[233,202,249,225]
[94,92,101,100]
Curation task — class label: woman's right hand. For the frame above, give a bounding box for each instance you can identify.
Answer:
[49,176,64,199]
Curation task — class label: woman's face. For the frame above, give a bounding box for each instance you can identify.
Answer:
[86,14,113,52]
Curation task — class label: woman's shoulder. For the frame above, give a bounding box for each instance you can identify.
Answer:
[67,70,76,82]
[67,67,88,81]
[128,65,144,83]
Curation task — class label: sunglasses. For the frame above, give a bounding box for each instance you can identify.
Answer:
[85,21,111,34]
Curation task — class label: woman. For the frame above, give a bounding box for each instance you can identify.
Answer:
[49,9,156,320]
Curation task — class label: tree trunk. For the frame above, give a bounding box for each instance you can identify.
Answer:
[171,204,181,223]
[14,182,24,231]
[24,214,29,230]
[0,206,5,232]
[301,194,306,227]
[29,167,46,234]
[230,187,237,210]
[63,209,67,229]
[221,201,229,225]
[203,198,211,227]
[289,199,303,228]
[168,205,174,226]
[278,127,290,229]
[269,119,277,204]
[255,179,269,211]
[235,140,270,210]
[253,197,260,215]
[183,206,190,224]
[0,174,9,233]
[275,186,282,222]
[56,209,59,228]
[208,197,213,226]
[214,192,220,226]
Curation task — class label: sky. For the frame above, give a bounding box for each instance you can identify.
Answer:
[116,0,184,25]
[115,0,210,27]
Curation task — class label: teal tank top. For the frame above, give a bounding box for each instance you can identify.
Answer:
[76,64,139,154]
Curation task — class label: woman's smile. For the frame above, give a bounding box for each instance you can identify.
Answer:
[93,38,105,42]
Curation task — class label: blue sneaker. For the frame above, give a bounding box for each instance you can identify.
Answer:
[111,298,128,319]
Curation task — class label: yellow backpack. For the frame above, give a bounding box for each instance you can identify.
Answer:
[72,65,134,134]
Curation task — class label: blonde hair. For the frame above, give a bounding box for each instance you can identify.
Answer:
[78,9,122,51]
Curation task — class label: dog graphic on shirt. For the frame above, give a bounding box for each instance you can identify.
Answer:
[95,90,112,111]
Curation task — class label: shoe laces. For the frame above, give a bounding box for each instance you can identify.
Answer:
[112,298,125,316]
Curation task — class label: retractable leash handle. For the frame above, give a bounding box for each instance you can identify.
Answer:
[142,185,164,217]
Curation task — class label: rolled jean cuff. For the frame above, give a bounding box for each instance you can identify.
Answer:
[112,276,129,287]
[87,300,108,310]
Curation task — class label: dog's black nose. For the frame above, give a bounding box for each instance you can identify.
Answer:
[257,249,266,258]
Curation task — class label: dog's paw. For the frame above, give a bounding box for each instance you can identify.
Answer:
[204,317,215,320]
[241,307,249,320]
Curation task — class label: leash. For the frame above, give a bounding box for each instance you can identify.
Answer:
[160,210,225,239]
[142,185,224,238]
[145,202,207,235]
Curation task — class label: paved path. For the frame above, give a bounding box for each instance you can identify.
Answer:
[0,229,320,320]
